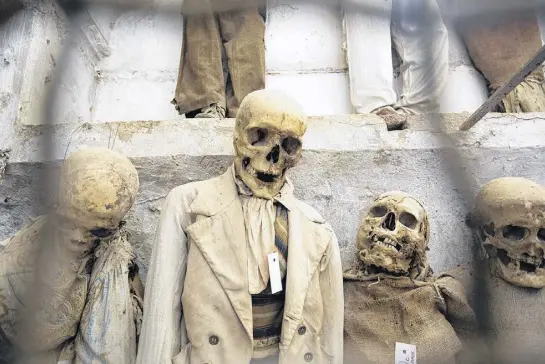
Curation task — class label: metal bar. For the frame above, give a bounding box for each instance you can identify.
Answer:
[460,44,545,131]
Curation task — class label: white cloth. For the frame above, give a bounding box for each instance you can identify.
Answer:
[73,233,137,364]
[233,170,294,294]
[344,0,448,114]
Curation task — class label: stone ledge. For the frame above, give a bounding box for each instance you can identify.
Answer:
[2,112,545,282]
[9,113,545,163]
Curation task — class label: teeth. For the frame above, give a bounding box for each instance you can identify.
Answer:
[246,165,257,177]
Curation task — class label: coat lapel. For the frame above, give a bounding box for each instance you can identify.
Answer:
[185,168,253,341]
[280,196,331,348]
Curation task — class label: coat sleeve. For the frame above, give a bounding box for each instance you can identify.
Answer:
[136,186,194,364]
[319,231,344,364]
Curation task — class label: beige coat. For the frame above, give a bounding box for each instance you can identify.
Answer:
[137,168,344,364]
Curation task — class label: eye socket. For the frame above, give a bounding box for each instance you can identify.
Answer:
[502,225,529,241]
[370,205,387,217]
[89,228,114,238]
[538,228,545,241]
[399,212,418,229]
[483,222,495,237]
[247,128,269,146]
[281,136,301,155]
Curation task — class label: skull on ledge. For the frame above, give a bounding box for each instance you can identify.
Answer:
[357,191,430,279]
[233,90,307,199]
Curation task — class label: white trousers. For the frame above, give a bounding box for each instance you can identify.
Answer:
[344,0,448,114]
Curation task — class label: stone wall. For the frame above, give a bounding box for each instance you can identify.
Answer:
[2,114,545,281]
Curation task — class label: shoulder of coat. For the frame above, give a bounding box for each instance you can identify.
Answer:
[292,199,327,225]
[167,178,214,202]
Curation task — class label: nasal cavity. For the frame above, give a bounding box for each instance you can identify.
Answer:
[382,212,396,231]
[267,145,280,163]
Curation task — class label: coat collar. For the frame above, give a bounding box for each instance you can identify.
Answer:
[187,167,239,217]
[185,166,331,347]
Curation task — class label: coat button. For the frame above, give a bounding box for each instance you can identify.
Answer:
[298,326,306,335]
[304,352,313,362]
[209,335,219,345]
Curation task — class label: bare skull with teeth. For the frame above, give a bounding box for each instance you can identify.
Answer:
[475,177,545,288]
[233,90,307,199]
[356,191,430,279]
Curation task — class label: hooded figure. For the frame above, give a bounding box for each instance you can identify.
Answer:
[137,89,344,364]
[0,147,143,364]
[343,192,476,364]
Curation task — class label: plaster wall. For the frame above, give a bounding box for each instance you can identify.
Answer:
[2,0,525,129]
[2,114,545,281]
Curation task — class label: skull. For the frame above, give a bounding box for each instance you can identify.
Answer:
[356,191,430,278]
[474,177,545,288]
[234,90,307,199]
[55,147,139,243]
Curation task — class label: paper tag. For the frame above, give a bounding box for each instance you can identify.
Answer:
[268,252,283,294]
[395,342,416,364]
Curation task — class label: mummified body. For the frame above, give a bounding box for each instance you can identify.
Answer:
[137,90,343,364]
[448,177,545,364]
[343,192,476,364]
[0,148,143,364]
[459,12,545,113]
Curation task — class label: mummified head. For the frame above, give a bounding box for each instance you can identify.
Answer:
[475,177,545,288]
[357,192,430,279]
[55,147,139,240]
[234,90,307,199]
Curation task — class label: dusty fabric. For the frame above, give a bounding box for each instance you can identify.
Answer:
[136,166,344,364]
[343,273,476,364]
[460,12,543,90]
[173,0,265,117]
[501,70,545,112]
[73,231,141,364]
[460,12,545,113]
[0,217,142,364]
[251,205,289,358]
[448,262,545,364]
[0,216,92,361]
[235,172,294,294]
[344,0,448,114]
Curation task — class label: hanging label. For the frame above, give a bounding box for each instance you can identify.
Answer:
[395,342,416,364]
[268,252,283,294]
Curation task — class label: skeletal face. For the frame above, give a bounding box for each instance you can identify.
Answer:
[234,90,306,199]
[357,192,429,278]
[476,177,545,288]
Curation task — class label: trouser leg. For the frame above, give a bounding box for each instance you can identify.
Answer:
[391,0,448,114]
[344,0,396,113]
[173,0,226,115]
[218,7,265,117]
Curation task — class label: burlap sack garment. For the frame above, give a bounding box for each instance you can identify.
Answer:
[343,271,476,364]
[460,12,545,112]
[449,263,545,364]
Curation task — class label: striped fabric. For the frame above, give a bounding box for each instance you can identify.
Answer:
[251,203,288,359]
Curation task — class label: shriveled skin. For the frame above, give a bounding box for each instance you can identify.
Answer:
[58,147,139,230]
[233,90,307,199]
[475,177,545,288]
[356,191,430,279]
